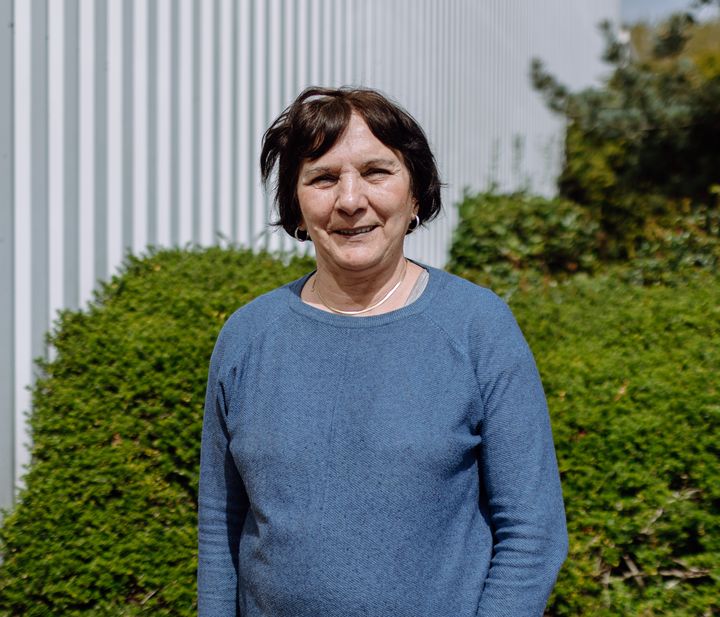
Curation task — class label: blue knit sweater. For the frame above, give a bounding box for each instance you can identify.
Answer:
[198,266,568,616]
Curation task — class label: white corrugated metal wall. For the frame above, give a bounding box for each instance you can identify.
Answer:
[1,0,620,510]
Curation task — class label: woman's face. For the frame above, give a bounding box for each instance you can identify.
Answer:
[296,113,417,276]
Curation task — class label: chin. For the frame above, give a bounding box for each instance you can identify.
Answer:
[318,239,404,274]
[335,257,382,272]
[323,249,384,272]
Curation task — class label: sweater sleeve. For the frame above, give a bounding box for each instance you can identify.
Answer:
[475,300,568,617]
[198,352,249,616]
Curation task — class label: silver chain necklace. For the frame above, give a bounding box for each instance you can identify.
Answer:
[311,259,408,316]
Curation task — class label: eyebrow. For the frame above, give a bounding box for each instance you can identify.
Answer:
[302,165,334,176]
[361,158,398,169]
[302,158,398,176]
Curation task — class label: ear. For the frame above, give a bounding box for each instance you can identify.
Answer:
[300,215,313,240]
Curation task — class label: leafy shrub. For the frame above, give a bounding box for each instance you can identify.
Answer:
[532,14,720,257]
[2,247,718,616]
[448,192,600,293]
[529,7,720,261]
[506,269,720,616]
[579,196,720,287]
[0,247,314,616]
[448,191,720,296]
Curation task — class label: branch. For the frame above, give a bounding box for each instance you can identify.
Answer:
[530,58,569,115]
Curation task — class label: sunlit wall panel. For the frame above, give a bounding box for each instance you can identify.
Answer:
[1,0,620,509]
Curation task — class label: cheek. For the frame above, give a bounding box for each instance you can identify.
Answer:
[369,183,414,208]
[296,188,314,215]
[297,192,332,227]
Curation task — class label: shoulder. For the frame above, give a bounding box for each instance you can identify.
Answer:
[208,275,307,377]
[221,280,297,335]
[433,269,508,306]
[422,268,531,366]
[424,268,518,333]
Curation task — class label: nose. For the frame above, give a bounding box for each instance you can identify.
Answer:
[336,173,366,215]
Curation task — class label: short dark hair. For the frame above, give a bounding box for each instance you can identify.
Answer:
[260,86,443,238]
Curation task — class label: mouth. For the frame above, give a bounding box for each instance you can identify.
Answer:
[333,225,378,236]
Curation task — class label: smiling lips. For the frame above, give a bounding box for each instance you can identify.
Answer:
[333,225,378,236]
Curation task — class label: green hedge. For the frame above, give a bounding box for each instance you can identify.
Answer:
[1,247,718,616]
[449,192,600,285]
[448,191,720,613]
[507,269,720,616]
[448,191,720,296]
[0,248,314,616]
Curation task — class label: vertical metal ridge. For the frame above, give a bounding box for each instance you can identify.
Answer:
[211,0,220,243]
[146,0,157,245]
[122,0,134,253]
[247,0,255,243]
[237,0,249,245]
[191,0,200,244]
[294,0,302,93]
[0,0,15,511]
[230,0,239,245]
[94,0,107,277]
[170,1,179,246]
[64,0,79,310]
[30,0,49,364]
[350,0,359,83]
[327,0,334,85]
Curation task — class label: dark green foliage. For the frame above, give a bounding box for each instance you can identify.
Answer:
[447,191,720,296]
[448,192,600,293]
[0,247,315,616]
[621,201,720,283]
[653,13,694,58]
[531,12,720,257]
[505,269,720,617]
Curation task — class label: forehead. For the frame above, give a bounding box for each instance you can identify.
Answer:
[307,113,402,166]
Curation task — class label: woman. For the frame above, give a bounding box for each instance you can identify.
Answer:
[198,87,568,617]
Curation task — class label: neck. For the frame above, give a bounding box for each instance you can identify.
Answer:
[311,256,411,315]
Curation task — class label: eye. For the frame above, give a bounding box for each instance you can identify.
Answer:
[364,168,391,178]
[310,174,337,186]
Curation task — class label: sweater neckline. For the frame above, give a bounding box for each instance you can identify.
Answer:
[286,262,445,328]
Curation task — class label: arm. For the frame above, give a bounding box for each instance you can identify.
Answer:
[198,360,249,616]
[475,304,568,616]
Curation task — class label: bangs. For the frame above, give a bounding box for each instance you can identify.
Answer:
[293,95,353,161]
